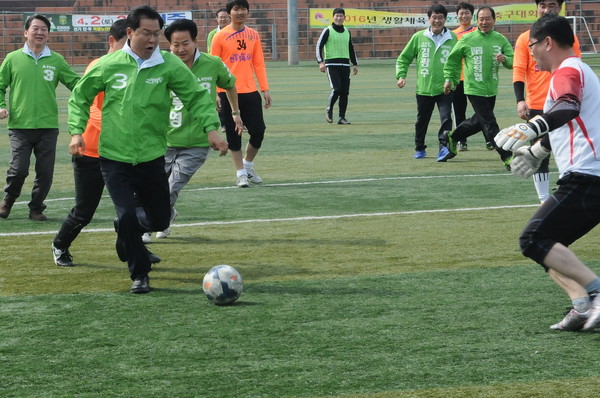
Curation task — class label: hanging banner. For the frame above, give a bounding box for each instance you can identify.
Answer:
[22,13,73,32]
[24,11,192,32]
[310,5,566,29]
[310,9,428,29]
[72,14,127,31]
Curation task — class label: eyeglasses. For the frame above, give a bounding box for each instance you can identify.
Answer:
[137,29,162,39]
[528,39,543,49]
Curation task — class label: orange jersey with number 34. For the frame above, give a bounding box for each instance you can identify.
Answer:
[210,25,269,94]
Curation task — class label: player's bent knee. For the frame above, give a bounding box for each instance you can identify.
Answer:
[249,134,264,150]
[519,231,552,270]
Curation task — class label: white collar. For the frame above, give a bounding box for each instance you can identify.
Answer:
[23,42,51,60]
[122,40,164,69]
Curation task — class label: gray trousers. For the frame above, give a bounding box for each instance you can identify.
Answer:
[164,146,209,207]
[4,129,59,212]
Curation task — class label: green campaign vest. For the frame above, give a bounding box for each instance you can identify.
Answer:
[324,25,350,60]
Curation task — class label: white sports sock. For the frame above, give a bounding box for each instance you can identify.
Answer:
[236,169,248,177]
[532,172,550,203]
[573,296,592,313]
[243,159,253,170]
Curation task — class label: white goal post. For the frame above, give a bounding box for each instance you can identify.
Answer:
[567,16,598,54]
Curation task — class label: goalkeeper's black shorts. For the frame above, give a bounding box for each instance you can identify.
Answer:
[520,172,600,269]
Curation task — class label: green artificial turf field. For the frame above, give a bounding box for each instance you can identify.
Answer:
[2,57,600,397]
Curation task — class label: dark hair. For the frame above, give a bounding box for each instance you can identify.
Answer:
[333,8,345,16]
[428,4,448,18]
[477,6,496,20]
[456,2,474,14]
[127,5,164,30]
[531,13,574,48]
[25,14,51,30]
[164,18,198,42]
[226,0,250,14]
[535,0,564,6]
[109,18,128,41]
[216,8,228,17]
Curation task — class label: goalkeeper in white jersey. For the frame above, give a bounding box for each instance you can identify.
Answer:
[495,14,600,332]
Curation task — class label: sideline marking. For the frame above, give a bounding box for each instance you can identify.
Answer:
[0,204,539,237]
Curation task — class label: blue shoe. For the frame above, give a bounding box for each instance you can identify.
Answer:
[413,150,426,159]
[436,145,456,162]
[437,131,458,162]
[436,147,450,162]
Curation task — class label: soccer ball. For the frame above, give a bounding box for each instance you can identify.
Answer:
[202,265,244,305]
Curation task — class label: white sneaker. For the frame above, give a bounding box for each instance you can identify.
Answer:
[156,229,170,239]
[550,308,589,331]
[245,167,262,184]
[583,297,600,331]
[142,233,152,243]
[237,174,249,188]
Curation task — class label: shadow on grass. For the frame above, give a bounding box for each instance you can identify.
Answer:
[248,283,407,297]
[75,262,125,271]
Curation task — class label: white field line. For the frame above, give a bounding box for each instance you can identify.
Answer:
[0,204,539,238]
[0,173,538,237]
[16,172,514,204]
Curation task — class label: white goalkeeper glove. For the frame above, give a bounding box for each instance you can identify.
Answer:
[495,115,550,151]
[510,141,551,179]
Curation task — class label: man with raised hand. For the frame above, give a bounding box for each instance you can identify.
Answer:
[512,0,581,204]
[68,6,227,294]
[0,14,80,221]
[495,14,600,332]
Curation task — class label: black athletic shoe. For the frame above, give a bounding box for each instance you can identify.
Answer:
[147,247,161,264]
[52,244,74,267]
[130,275,150,294]
[338,117,351,125]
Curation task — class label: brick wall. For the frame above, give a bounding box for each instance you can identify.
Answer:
[1,0,597,64]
